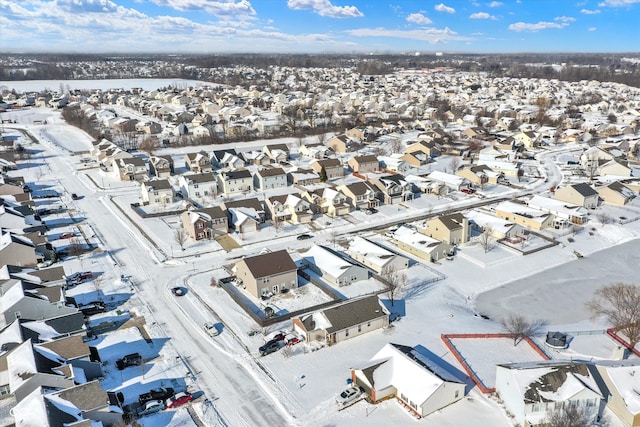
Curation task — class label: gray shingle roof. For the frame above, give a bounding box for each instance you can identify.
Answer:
[323,295,387,333]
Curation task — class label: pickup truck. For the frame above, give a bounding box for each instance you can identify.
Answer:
[138,387,174,405]
[115,352,143,370]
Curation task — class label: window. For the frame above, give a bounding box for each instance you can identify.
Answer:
[153,191,158,195]
[345,329,349,337]
[0,384,10,396]
[455,390,459,398]
[197,233,203,239]
[367,321,370,327]
[357,325,361,333]
[196,223,203,229]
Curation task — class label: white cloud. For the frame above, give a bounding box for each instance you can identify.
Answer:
[508,21,567,32]
[434,3,455,13]
[598,0,640,5]
[406,12,432,25]
[149,0,256,17]
[588,26,597,31]
[287,0,363,18]
[580,8,601,14]
[469,12,497,20]
[554,16,576,23]
[346,26,472,44]
[488,1,503,6]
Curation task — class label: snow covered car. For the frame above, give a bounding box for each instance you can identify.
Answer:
[139,387,175,405]
[166,392,193,409]
[203,322,219,337]
[171,286,185,296]
[138,400,165,416]
[336,385,363,406]
[284,333,302,346]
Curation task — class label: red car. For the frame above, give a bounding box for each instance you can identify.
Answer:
[166,392,193,409]
[461,188,475,195]
[60,232,77,239]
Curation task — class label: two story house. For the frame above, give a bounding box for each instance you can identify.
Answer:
[234,249,297,298]
[254,167,287,190]
[185,151,213,174]
[217,169,253,195]
[181,206,228,240]
[140,179,174,206]
[178,173,218,199]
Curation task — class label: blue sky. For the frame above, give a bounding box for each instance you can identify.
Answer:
[0,0,639,54]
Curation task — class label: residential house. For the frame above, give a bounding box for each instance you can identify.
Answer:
[310,158,344,181]
[35,335,103,381]
[554,183,599,209]
[299,142,331,159]
[598,159,633,177]
[595,360,640,427]
[527,195,589,226]
[495,361,605,427]
[148,155,174,178]
[135,121,162,135]
[513,131,541,148]
[597,181,636,206]
[494,200,554,231]
[391,226,453,262]
[347,236,409,275]
[234,250,298,298]
[303,186,351,217]
[292,295,389,344]
[405,140,441,159]
[217,169,253,195]
[181,206,228,240]
[222,198,266,223]
[254,167,287,190]
[178,173,217,199]
[7,340,75,402]
[327,134,360,153]
[265,194,313,224]
[337,181,379,209]
[420,213,470,245]
[184,151,213,174]
[288,168,321,186]
[369,174,413,205]
[301,244,369,287]
[228,208,260,234]
[0,232,41,267]
[44,380,122,426]
[456,164,507,186]
[581,146,614,171]
[351,343,466,418]
[111,156,147,181]
[379,155,410,174]
[262,144,289,164]
[466,209,526,240]
[427,170,473,193]
[140,179,173,206]
[348,155,379,174]
[241,150,271,167]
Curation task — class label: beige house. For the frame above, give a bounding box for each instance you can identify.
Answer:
[140,179,173,205]
[495,200,554,230]
[419,213,469,245]
[292,295,389,344]
[265,194,313,224]
[352,343,466,418]
[327,134,359,153]
[303,186,351,217]
[597,181,636,206]
[148,155,174,178]
[111,156,147,181]
[310,158,344,180]
[391,226,452,262]
[337,181,379,209]
[598,159,632,177]
[596,362,640,427]
[217,169,253,195]
[0,232,40,267]
[348,155,379,174]
[554,183,599,209]
[234,250,298,298]
[347,236,409,275]
[185,151,213,174]
[301,244,369,287]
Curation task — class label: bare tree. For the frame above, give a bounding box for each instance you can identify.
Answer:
[389,137,402,154]
[545,403,602,427]
[449,156,462,173]
[174,228,187,252]
[479,227,493,253]
[587,282,640,349]
[281,344,293,359]
[329,230,338,248]
[316,132,327,145]
[500,314,547,346]
[595,211,613,227]
[68,237,84,259]
[139,137,158,156]
[383,267,408,307]
[272,215,283,234]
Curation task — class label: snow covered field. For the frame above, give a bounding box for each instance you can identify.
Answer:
[2,105,638,426]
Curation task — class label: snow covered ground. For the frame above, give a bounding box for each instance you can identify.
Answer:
[1,106,638,427]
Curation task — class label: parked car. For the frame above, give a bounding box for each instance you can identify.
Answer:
[59,232,77,239]
[71,193,80,200]
[259,340,280,356]
[171,286,185,296]
[296,234,313,240]
[336,385,363,406]
[284,333,302,346]
[138,400,165,416]
[364,208,378,215]
[79,302,106,316]
[461,188,475,194]
[269,332,286,342]
[115,352,143,370]
[165,392,193,409]
[67,271,93,285]
[139,387,175,405]
[203,322,219,337]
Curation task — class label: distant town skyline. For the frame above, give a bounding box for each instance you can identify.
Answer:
[1,0,639,54]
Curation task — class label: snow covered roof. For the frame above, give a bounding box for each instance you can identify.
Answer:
[392,226,443,252]
[11,387,49,427]
[8,339,38,392]
[494,201,550,223]
[347,236,398,269]
[427,170,467,187]
[600,363,640,415]
[527,195,588,219]
[302,244,359,280]
[466,209,520,232]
